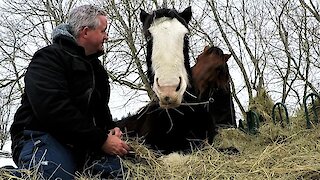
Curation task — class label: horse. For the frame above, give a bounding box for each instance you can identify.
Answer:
[117,44,236,154]
[191,45,236,127]
[140,6,192,108]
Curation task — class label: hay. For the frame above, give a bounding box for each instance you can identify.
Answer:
[87,99,320,179]
[1,122,320,179]
[249,89,275,122]
[2,100,320,179]
[0,168,42,180]
[121,113,320,179]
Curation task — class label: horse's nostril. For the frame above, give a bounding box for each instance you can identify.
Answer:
[164,96,170,102]
[156,78,160,87]
[176,77,182,91]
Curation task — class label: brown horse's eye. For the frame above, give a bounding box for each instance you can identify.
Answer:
[216,66,223,74]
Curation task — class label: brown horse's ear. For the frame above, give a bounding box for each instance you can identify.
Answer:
[224,54,232,62]
[204,46,210,52]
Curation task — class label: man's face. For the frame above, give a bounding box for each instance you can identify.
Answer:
[86,15,108,53]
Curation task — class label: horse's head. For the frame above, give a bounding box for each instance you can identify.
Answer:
[192,46,231,99]
[140,7,192,109]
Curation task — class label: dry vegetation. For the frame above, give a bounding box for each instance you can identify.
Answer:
[1,98,320,179]
[120,117,320,179]
[117,94,320,179]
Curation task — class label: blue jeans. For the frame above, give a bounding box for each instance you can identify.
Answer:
[15,130,123,179]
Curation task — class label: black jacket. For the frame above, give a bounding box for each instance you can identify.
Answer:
[10,24,115,157]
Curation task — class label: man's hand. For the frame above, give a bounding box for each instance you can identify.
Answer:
[101,127,130,156]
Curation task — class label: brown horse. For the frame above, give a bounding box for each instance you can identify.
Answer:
[117,45,236,154]
[190,45,236,127]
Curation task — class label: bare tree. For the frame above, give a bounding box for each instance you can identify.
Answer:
[299,0,320,22]
[101,0,153,98]
[0,0,77,149]
[0,0,320,150]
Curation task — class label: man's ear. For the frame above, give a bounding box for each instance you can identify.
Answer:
[80,26,89,37]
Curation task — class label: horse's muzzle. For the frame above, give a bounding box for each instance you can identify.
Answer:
[154,77,184,109]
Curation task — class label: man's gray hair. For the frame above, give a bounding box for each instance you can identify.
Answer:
[68,5,106,38]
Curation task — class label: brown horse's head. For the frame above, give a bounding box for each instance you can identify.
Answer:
[192,46,231,98]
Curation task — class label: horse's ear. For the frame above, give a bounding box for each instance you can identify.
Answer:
[224,54,232,62]
[180,6,192,23]
[204,45,210,52]
[140,9,149,23]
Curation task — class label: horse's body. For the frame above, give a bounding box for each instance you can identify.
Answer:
[117,6,236,154]
[117,102,212,153]
[117,44,236,153]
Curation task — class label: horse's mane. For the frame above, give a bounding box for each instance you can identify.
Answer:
[151,8,191,28]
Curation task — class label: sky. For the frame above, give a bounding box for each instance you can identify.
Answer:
[0,141,15,167]
[108,83,149,120]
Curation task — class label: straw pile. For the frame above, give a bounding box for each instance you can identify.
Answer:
[1,92,320,179]
[119,90,320,179]
[2,119,319,180]
[120,117,320,179]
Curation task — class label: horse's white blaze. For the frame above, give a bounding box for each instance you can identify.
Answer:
[149,17,189,108]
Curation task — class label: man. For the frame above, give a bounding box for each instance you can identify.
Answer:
[10,5,130,179]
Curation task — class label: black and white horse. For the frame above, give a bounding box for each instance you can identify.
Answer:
[117,7,237,154]
[117,7,218,154]
[140,7,192,108]
[117,45,238,154]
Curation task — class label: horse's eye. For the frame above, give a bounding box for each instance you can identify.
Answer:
[214,66,220,72]
[216,66,225,74]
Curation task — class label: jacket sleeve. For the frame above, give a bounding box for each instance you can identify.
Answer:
[25,47,108,151]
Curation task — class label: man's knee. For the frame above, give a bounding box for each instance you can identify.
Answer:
[16,130,76,179]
